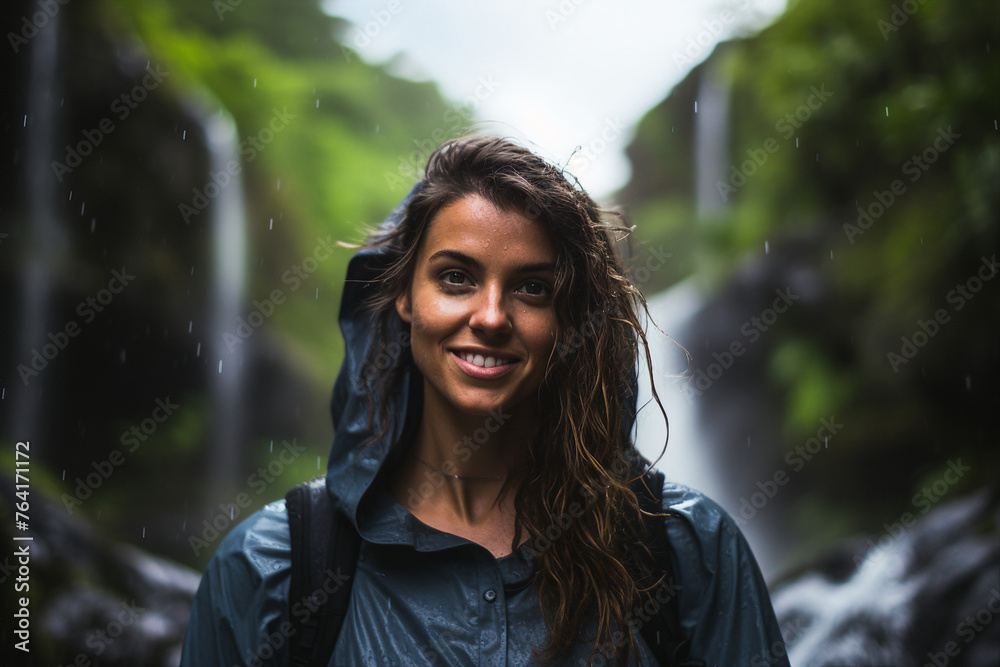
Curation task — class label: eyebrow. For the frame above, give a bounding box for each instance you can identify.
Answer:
[427,249,555,274]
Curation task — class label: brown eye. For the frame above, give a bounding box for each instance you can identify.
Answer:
[516,280,550,297]
[441,270,472,286]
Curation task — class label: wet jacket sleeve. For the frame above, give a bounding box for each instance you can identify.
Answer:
[180,502,292,667]
[662,482,790,667]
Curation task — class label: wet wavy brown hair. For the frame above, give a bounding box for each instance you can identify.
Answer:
[363,135,668,665]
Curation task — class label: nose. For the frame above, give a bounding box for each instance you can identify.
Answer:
[468,284,512,336]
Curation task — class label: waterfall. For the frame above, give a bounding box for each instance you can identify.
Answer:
[10,9,66,442]
[694,61,730,220]
[188,102,247,498]
[634,60,783,578]
[635,281,724,500]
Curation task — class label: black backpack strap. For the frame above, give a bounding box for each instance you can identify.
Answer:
[286,476,360,667]
[630,468,705,667]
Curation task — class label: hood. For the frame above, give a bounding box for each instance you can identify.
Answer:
[324,182,424,528]
[324,182,641,527]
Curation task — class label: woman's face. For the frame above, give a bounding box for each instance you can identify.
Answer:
[396,194,558,418]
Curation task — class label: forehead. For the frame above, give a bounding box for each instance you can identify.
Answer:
[419,194,555,264]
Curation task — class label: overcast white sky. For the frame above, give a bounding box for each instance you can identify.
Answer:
[323,0,787,199]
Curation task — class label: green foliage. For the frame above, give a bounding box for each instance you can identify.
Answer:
[108,0,451,385]
[625,0,999,545]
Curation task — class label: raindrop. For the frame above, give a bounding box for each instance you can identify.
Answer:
[253,78,257,88]
[23,115,26,127]
[276,179,281,191]
[317,456,321,469]
[764,241,769,255]
[830,250,834,260]
[375,124,380,134]
[315,288,319,299]
[795,138,799,148]
[825,436,828,448]
[196,342,201,357]
[119,348,126,363]
[231,507,234,519]
[69,190,72,200]
[965,375,971,390]
[218,360,223,373]
[270,440,273,452]
[188,321,193,333]
[142,527,146,538]
[62,469,66,480]
[90,218,96,233]
[747,436,751,448]
[191,266,195,275]
[269,218,273,230]
[60,97,64,107]
[182,129,187,140]
[885,106,889,117]
[81,201,85,215]
[316,99,320,109]
[694,100,698,114]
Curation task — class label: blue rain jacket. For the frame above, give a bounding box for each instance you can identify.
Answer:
[181,185,790,667]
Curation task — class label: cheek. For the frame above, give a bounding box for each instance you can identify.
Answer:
[522,312,558,356]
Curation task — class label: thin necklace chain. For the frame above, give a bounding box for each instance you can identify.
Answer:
[413,455,506,482]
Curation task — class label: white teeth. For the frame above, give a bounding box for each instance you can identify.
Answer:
[460,352,511,368]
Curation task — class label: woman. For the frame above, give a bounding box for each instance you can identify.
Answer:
[181,136,789,666]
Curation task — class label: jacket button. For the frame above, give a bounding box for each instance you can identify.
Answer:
[483,589,497,603]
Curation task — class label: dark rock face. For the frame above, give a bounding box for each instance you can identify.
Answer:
[1,472,199,666]
[772,488,1000,667]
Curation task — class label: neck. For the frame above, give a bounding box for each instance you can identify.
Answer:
[392,389,535,525]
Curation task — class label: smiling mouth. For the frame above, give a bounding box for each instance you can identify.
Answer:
[457,351,514,368]
[450,351,518,378]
